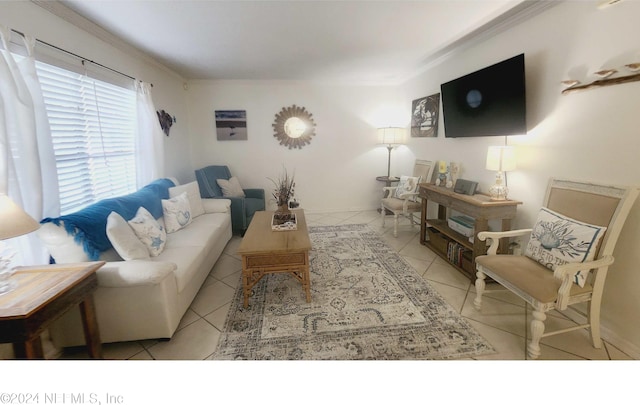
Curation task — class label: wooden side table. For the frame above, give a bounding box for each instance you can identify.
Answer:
[0,261,105,359]
[376,175,400,187]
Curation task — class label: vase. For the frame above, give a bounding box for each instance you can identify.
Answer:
[275,202,291,217]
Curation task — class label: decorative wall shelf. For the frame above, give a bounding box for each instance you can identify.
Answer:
[562,72,640,94]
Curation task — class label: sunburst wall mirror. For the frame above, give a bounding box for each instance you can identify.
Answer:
[272,105,316,149]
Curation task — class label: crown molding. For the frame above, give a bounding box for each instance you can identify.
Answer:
[407,0,562,81]
[33,0,560,85]
[30,0,185,82]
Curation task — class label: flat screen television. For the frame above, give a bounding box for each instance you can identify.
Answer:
[440,54,526,138]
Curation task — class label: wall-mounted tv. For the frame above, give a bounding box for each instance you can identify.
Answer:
[440,54,526,138]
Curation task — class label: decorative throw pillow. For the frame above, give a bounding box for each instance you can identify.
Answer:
[106,211,150,260]
[216,176,246,198]
[128,206,167,257]
[524,207,607,287]
[162,192,192,233]
[169,181,205,218]
[394,175,421,200]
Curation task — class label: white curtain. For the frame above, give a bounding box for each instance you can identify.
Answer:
[135,81,165,187]
[0,26,59,266]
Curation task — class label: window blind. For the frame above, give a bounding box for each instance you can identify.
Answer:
[35,61,137,215]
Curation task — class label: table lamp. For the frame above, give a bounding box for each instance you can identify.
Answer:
[486,146,516,201]
[378,127,405,178]
[0,194,40,295]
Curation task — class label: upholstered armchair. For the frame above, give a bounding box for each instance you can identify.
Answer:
[195,165,265,234]
[475,178,639,359]
[381,159,434,237]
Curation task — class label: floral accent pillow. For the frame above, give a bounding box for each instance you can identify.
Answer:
[128,206,167,257]
[162,192,192,233]
[394,175,421,200]
[524,207,606,287]
[216,176,246,198]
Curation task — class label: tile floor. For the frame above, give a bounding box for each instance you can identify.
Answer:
[60,210,633,360]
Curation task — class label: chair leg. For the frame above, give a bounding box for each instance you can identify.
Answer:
[588,296,603,349]
[474,270,486,310]
[393,213,399,237]
[528,306,546,360]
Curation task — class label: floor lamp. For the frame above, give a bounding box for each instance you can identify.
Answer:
[378,127,405,178]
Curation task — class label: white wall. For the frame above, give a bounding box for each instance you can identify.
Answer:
[186,1,640,354]
[186,80,418,211]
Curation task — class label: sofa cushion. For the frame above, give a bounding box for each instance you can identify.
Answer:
[106,211,149,260]
[159,212,231,292]
[162,192,192,233]
[150,245,206,293]
[169,181,205,218]
[381,197,421,211]
[166,212,231,249]
[96,260,177,288]
[128,207,167,257]
[476,254,592,304]
[202,198,231,214]
[216,176,246,198]
[524,207,606,287]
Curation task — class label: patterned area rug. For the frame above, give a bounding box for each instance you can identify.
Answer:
[213,224,494,360]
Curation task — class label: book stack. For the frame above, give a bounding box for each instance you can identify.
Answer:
[446,241,469,267]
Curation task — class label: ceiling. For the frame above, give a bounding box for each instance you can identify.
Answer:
[53,0,554,84]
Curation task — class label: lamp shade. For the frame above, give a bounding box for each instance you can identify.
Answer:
[486,146,516,172]
[0,194,40,240]
[378,127,405,145]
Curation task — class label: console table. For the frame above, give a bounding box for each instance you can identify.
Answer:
[0,261,105,359]
[419,183,522,280]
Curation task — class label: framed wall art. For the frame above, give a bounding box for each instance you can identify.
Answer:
[156,109,175,136]
[411,93,440,138]
[215,110,247,140]
[272,105,316,149]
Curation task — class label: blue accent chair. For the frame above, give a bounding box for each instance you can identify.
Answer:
[195,165,265,234]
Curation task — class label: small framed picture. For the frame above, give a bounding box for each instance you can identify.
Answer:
[215,110,247,140]
[411,94,440,138]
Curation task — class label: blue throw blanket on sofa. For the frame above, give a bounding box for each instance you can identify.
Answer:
[41,178,175,260]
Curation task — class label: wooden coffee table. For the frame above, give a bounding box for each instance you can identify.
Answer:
[237,210,312,308]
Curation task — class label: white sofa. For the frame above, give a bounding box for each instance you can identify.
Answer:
[36,178,232,347]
